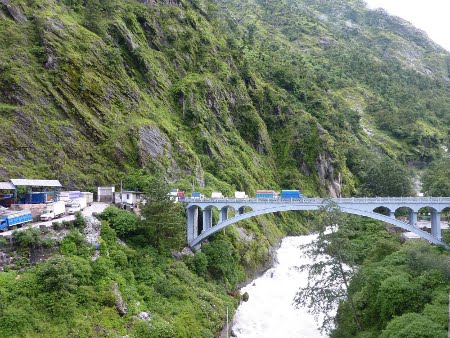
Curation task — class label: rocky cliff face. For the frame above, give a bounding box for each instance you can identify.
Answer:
[0,0,448,195]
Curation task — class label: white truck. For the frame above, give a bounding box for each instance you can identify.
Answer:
[67,197,87,214]
[234,191,248,199]
[211,192,224,198]
[81,192,93,206]
[40,201,66,221]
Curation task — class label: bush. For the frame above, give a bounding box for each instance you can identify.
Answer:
[73,211,86,229]
[14,228,41,248]
[99,206,139,237]
[184,252,208,276]
[380,313,446,338]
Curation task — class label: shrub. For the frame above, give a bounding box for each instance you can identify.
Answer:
[14,228,41,248]
[73,211,86,229]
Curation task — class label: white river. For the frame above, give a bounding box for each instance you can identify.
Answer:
[232,235,327,338]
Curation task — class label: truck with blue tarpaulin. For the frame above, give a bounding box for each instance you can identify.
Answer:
[281,190,303,199]
[256,190,277,198]
[0,210,32,230]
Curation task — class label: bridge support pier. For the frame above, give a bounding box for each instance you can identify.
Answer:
[389,211,395,218]
[220,206,228,223]
[431,211,441,240]
[409,211,418,228]
[203,208,213,232]
[187,206,199,243]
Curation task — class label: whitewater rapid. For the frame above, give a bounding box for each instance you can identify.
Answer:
[232,235,327,338]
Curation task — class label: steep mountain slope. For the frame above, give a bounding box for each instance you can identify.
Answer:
[0,0,449,195]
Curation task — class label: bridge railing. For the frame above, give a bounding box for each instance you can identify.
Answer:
[184,197,450,204]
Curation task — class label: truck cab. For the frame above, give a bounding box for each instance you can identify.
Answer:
[67,203,81,214]
[40,209,55,221]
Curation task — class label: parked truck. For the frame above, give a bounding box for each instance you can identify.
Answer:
[211,192,224,198]
[191,192,204,198]
[0,210,32,230]
[81,192,94,206]
[40,201,66,221]
[67,197,87,214]
[281,190,303,199]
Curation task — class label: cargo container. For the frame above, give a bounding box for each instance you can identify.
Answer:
[81,192,94,206]
[40,201,66,221]
[0,210,32,230]
[256,190,277,199]
[20,192,56,204]
[234,191,248,199]
[211,192,224,198]
[58,191,82,202]
[281,190,302,199]
[0,194,14,207]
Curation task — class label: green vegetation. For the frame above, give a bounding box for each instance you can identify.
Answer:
[1,0,450,336]
[297,205,450,337]
[422,158,450,196]
[1,0,449,196]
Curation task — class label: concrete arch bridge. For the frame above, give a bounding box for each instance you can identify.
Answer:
[185,197,450,248]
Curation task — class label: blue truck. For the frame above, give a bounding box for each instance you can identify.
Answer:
[281,190,303,199]
[0,210,33,230]
[191,192,204,198]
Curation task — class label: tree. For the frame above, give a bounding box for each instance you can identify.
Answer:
[14,228,41,249]
[360,157,413,196]
[379,313,446,338]
[422,159,450,196]
[139,174,185,252]
[294,201,362,334]
[99,206,139,236]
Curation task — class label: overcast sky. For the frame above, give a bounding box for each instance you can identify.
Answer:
[364,0,450,51]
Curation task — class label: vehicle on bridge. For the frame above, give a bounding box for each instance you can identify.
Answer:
[281,190,303,199]
[256,190,278,198]
[191,192,204,199]
[0,210,32,230]
[235,191,248,199]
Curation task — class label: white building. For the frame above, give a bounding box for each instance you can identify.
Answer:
[115,191,145,210]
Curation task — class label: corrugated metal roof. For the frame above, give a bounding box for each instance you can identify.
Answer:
[10,179,62,187]
[0,182,15,190]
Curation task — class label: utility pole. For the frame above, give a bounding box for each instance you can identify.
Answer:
[226,306,229,338]
[120,180,123,208]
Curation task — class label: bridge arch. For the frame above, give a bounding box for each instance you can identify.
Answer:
[188,204,448,248]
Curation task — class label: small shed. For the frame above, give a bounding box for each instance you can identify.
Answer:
[115,191,145,210]
[98,186,115,203]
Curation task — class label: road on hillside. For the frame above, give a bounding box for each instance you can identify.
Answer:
[0,202,110,237]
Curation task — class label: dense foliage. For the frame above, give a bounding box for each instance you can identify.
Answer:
[422,158,450,196]
[1,0,449,196]
[320,218,450,337]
